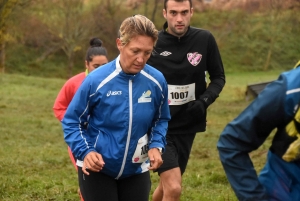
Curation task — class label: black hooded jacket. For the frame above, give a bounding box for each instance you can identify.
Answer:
[147,22,225,134]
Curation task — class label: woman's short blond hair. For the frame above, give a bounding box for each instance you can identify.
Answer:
[118,14,158,46]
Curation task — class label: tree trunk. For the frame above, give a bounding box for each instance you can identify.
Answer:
[0,0,19,73]
[151,0,159,23]
[67,52,74,78]
[36,46,60,63]
[263,40,274,71]
[144,0,148,16]
[263,0,281,71]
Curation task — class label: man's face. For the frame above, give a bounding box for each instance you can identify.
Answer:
[163,0,193,37]
[116,35,154,74]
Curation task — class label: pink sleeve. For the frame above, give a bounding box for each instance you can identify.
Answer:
[53,73,85,121]
[53,80,76,121]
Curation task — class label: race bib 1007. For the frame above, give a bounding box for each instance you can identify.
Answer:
[168,83,195,105]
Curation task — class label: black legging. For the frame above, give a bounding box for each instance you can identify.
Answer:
[78,167,151,201]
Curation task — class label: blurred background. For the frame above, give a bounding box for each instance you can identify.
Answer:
[1,0,299,79]
[1,1,299,200]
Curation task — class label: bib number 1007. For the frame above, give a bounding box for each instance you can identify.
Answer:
[170,91,188,99]
[168,83,195,105]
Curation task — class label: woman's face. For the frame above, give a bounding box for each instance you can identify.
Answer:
[85,55,108,73]
[117,35,154,74]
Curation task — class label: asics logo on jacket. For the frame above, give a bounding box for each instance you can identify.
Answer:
[107,90,122,96]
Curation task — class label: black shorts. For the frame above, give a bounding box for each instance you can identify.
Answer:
[78,168,151,201]
[156,133,196,175]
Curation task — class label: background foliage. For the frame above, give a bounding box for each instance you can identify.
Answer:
[0,0,299,78]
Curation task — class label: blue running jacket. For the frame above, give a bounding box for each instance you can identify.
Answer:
[217,67,300,201]
[62,56,171,179]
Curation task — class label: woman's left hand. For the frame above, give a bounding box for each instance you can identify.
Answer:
[148,148,163,170]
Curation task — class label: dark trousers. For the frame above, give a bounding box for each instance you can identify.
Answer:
[78,167,151,201]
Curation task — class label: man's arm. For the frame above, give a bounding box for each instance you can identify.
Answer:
[217,76,287,200]
[201,33,225,107]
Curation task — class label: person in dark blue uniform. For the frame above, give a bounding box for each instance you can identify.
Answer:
[218,65,300,201]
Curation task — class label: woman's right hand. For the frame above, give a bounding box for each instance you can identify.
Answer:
[82,151,105,175]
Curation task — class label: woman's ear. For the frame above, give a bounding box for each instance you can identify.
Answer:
[85,60,88,69]
[116,38,122,51]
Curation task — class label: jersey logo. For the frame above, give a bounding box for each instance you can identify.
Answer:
[160,51,172,56]
[107,90,122,97]
[138,90,152,103]
[187,52,202,66]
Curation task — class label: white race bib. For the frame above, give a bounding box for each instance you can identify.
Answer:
[168,83,195,105]
[132,134,149,163]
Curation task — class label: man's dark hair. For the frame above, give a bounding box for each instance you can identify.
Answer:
[164,0,192,10]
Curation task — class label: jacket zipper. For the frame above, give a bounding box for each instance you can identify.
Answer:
[115,79,133,179]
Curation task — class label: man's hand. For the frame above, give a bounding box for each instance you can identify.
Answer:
[82,151,105,175]
[148,148,163,170]
[186,99,206,118]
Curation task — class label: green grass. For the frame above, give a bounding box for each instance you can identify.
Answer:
[0,70,283,200]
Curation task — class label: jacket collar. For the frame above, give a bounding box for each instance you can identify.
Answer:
[162,22,191,41]
[115,55,141,80]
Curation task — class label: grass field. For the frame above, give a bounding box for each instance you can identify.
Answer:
[0,70,283,201]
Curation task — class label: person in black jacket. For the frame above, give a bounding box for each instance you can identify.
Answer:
[147,0,225,200]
